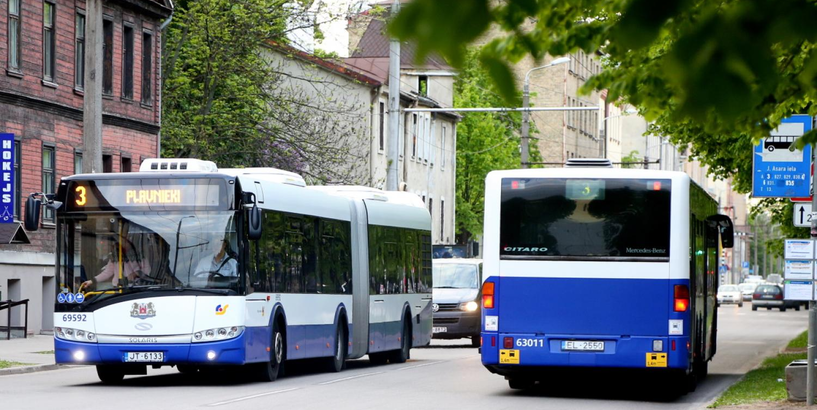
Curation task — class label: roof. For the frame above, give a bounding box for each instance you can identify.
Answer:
[112,0,173,18]
[267,42,382,87]
[0,222,30,244]
[351,19,452,71]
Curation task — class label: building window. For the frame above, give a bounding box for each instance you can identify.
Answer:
[75,12,85,89]
[419,75,428,97]
[43,2,56,82]
[379,102,385,151]
[142,31,153,105]
[440,198,444,242]
[103,154,112,173]
[122,24,134,99]
[441,125,446,168]
[411,114,418,158]
[121,156,132,172]
[13,138,21,220]
[103,18,113,95]
[74,151,82,174]
[42,145,55,223]
[8,0,22,73]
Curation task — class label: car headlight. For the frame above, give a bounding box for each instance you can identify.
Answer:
[459,301,479,312]
[192,326,244,343]
[55,327,98,343]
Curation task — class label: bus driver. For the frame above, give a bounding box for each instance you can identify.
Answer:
[81,238,151,290]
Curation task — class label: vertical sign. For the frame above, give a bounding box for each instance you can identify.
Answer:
[0,134,14,223]
[785,239,817,302]
[753,115,812,198]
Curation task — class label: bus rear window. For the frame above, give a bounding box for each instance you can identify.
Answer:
[499,178,671,259]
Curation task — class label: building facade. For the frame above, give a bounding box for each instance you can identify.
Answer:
[0,0,171,335]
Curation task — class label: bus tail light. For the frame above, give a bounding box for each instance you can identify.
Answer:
[482,282,495,309]
[674,285,689,312]
[503,337,513,349]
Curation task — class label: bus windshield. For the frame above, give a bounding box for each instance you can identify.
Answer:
[59,211,240,294]
[499,178,671,259]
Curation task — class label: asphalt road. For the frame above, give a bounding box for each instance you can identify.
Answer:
[0,303,807,410]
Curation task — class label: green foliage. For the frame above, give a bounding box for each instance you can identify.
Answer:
[710,352,805,407]
[162,0,288,167]
[787,331,808,349]
[389,0,817,198]
[620,150,641,169]
[454,49,541,242]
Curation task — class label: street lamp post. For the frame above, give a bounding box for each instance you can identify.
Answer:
[521,56,570,168]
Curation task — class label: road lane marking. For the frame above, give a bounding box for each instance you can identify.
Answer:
[395,361,443,371]
[318,371,383,385]
[207,387,300,406]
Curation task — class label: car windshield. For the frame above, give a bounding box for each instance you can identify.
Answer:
[58,212,239,294]
[719,285,739,292]
[433,264,480,289]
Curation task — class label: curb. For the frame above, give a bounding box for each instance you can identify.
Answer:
[0,364,66,376]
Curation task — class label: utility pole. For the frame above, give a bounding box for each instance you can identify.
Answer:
[808,141,817,406]
[385,0,400,191]
[82,0,103,173]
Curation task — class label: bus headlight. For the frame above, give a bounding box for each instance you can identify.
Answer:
[460,301,479,312]
[192,326,244,343]
[55,327,98,343]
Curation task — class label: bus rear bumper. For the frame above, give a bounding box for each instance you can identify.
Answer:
[54,329,268,366]
[480,333,690,372]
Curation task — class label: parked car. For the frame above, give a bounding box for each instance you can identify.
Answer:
[717,285,743,307]
[738,283,757,301]
[752,284,801,311]
[432,258,483,347]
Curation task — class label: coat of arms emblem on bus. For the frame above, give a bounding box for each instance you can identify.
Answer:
[130,302,156,319]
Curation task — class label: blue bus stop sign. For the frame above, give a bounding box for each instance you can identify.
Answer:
[753,115,812,198]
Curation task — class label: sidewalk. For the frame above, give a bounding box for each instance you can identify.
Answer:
[0,335,62,376]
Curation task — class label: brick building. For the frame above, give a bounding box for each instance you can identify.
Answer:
[0,0,171,336]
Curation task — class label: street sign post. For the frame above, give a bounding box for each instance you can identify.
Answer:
[752,115,813,198]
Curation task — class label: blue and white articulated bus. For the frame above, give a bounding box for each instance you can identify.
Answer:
[26,158,432,383]
[479,160,733,392]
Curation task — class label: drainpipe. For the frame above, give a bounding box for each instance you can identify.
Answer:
[157,0,175,159]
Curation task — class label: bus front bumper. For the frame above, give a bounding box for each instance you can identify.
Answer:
[480,333,691,375]
[54,328,270,366]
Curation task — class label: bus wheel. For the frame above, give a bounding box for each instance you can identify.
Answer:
[390,318,411,364]
[508,377,535,390]
[96,365,125,384]
[327,322,347,372]
[258,319,285,382]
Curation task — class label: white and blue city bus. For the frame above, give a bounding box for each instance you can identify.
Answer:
[26,158,432,383]
[479,159,733,392]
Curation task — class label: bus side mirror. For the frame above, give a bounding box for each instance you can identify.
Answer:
[248,204,262,240]
[707,214,734,248]
[24,195,41,232]
[472,241,480,257]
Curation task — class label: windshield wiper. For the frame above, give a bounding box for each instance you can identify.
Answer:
[434,286,460,289]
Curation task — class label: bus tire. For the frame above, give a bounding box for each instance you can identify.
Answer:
[258,318,285,382]
[390,316,411,364]
[780,307,787,312]
[96,365,125,384]
[752,305,757,311]
[508,377,535,390]
[327,321,347,372]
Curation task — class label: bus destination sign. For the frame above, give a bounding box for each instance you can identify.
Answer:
[66,178,227,211]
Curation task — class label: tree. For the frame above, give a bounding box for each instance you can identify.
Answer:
[454,49,542,243]
[389,0,817,194]
[162,0,370,184]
